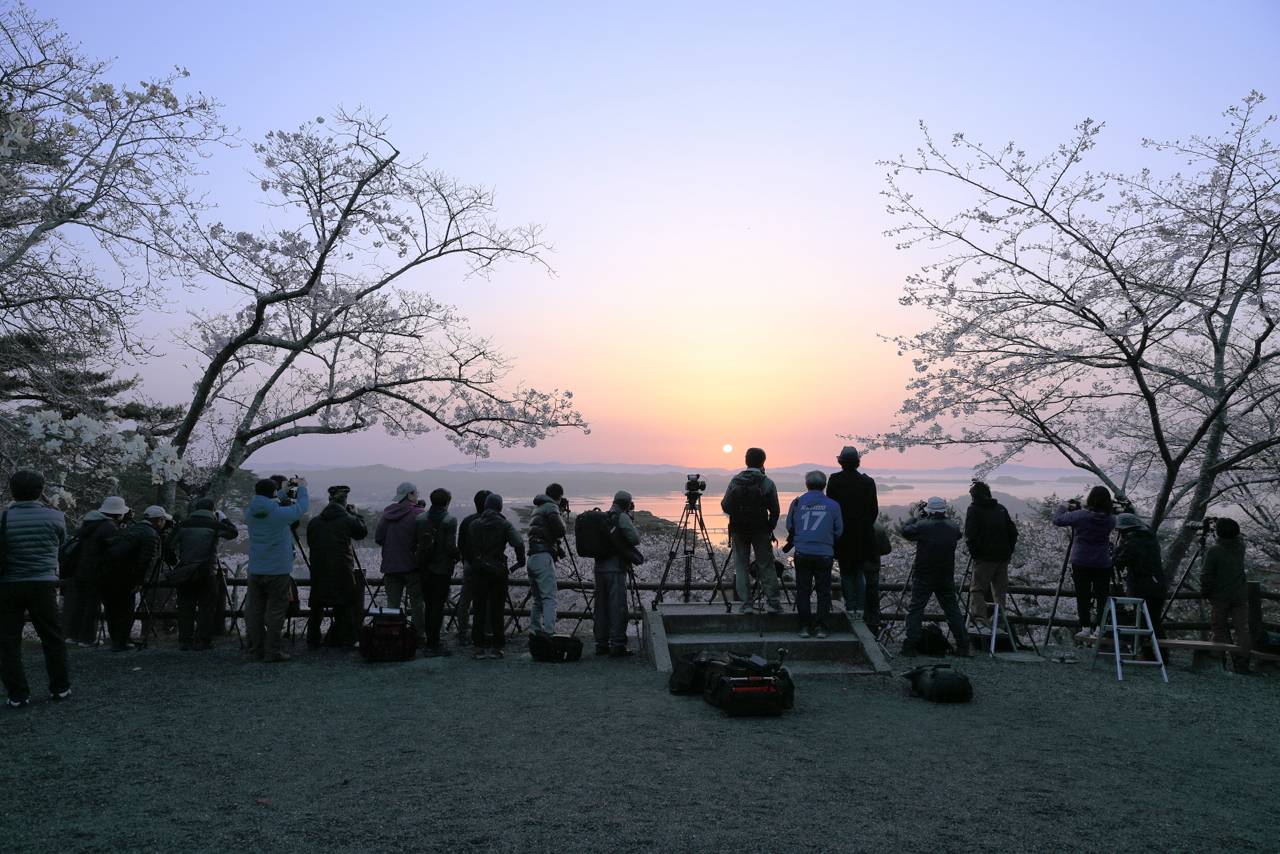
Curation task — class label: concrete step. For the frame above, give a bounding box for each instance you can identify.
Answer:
[656,603,854,636]
[667,630,870,664]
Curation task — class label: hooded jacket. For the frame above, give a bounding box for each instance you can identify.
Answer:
[375,499,424,575]
[0,501,66,583]
[76,510,121,581]
[414,506,460,576]
[720,468,780,535]
[596,501,641,572]
[901,515,962,582]
[527,494,568,556]
[245,485,310,575]
[1052,505,1115,569]
[306,501,368,605]
[826,467,879,562]
[1114,526,1166,600]
[165,509,238,575]
[465,508,524,577]
[964,497,1019,562]
[1201,538,1247,603]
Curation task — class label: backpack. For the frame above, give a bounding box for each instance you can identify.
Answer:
[725,475,770,535]
[413,515,440,571]
[875,524,892,557]
[58,533,82,579]
[903,664,973,703]
[467,514,510,578]
[575,509,615,559]
[528,633,583,663]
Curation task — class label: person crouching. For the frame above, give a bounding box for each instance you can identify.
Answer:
[785,471,844,638]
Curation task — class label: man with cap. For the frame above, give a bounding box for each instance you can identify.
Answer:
[102,504,169,650]
[1113,511,1166,660]
[721,448,781,614]
[594,490,641,657]
[245,476,310,662]
[963,481,1019,630]
[525,484,568,638]
[899,497,970,657]
[165,497,238,650]
[826,446,880,629]
[462,494,524,659]
[785,471,844,638]
[376,482,426,645]
[304,486,367,650]
[65,495,128,647]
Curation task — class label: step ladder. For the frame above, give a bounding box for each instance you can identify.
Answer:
[1090,596,1168,682]
[969,583,1041,659]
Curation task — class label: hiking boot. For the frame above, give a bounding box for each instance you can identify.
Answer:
[815,625,828,639]
[472,648,488,660]
[264,651,292,663]
[609,647,634,658]
[798,626,811,639]
[51,688,71,702]
[899,641,919,658]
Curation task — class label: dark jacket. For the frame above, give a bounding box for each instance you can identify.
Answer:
[1201,538,1247,603]
[306,502,368,606]
[465,509,524,577]
[900,516,962,582]
[76,511,120,581]
[0,501,66,583]
[165,510,237,580]
[458,511,482,577]
[375,499,424,575]
[826,467,879,562]
[1052,506,1115,569]
[108,521,161,588]
[527,495,567,556]
[964,497,1019,562]
[596,502,642,572]
[414,507,459,576]
[1113,527,1166,600]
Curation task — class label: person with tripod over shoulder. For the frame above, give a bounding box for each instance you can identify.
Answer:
[526,483,568,639]
[165,498,238,651]
[304,486,366,650]
[244,476,309,662]
[1052,487,1116,642]
[721,447,781,614]
[594,490,641,657]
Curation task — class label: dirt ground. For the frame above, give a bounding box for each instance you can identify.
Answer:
[3,637,1278,853]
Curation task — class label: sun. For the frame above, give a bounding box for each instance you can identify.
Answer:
[722,444,733,454]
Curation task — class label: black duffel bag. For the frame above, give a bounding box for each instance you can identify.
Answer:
[702,652,795,716]
[529,633,583,663]
[902,664,973,703]
[669,650,732,694]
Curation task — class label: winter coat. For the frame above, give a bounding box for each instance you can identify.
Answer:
[414,507,459,576]
[465,509,524,578]
[76,511,120,581]
[596,502,641,573]
[306,501,368,606]
[0,501,66,583]
[108,521,162,588]
[527,495,567,556]
[1052,505,1115,569]
[964,497,1019,562]
[720,468,780,535]
[1113,527,1166,600]
[785,490,844,558]
[458,511,482,577]
[1201,538,1247,603]
[165,510,237,581]
[900,516,962,582]
[826,467,879,562]
[375,499,424,575]
[245,485,310,575]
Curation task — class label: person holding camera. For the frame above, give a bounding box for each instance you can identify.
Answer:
[415,488,459,657]
[0,470,72,708]
[1200,517,1254,673]
[899,497,971,657]
[165,497,238,651]
[526,483,568,638]
[1113,512,1166,659]
[826,446,880,629]
[305,486,367,650]
[65,495,129,646]
[463,493,525,659]
[244,476,309,662]
[721,447,781,614]
[594,490,641,657]
[376,482,426,646]
[1052,486,1117,641]
[963,481,1019,629]
[785,471,843,638]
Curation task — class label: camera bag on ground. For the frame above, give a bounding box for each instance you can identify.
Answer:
[528,632,584,663]
[902,664,973,703]
[668,650,732,694]
[918,622,952,656]
[360,608,417,662]
[575,509,615,558]
[702,652,795,716]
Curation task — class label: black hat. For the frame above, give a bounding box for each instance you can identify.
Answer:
[328,485,351,498]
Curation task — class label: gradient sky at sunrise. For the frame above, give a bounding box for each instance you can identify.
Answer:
[40,0,1280,469]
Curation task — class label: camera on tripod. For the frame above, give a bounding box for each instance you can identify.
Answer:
[684,474,706,497]
[1183,516,1220,537]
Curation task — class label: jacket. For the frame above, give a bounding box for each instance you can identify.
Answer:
[76,511,121,581]
[720,468,781,535]
[245,485,310,575]
[1201,538,1247,603]
[901,516,962,582]
[0,501,66,583]
[964,497,1019,562]
[414,507,459,576]
[527,495,567,556]
[1113,527,1166,600]
[465,509,524,577]
[596,503,641,573]
[458,511,482,576]
[826,467,879,562]
[375,499,423,575]
[108,521,161,588]
[1052,505,1115,569]
[786,490,844,558]
[165,510,238,574]
[306,501,368,606]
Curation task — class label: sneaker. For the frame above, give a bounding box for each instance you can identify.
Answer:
[1074,628,1092,642]
[608,647,634,658]
[737,603,755,615]
[6,697,30,708]
[51,688,71,702]
[472,648,488,660]
[65,639,80,648]
[798,626,811,639]
[815,625,828,639]
[491,648,505,659]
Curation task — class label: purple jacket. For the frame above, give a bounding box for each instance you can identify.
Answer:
[1052,505,1115,569]
[375,499,424,574]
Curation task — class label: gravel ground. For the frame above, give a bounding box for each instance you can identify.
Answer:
[3,638,1278,853]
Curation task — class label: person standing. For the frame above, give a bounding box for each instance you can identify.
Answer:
[899,497,971,657]
[785,471,844,639]
[454,490,491,647]
[415,488,459,657]
[305,486,367,650]
[0,470,71,708]
[103,505,167,651]
[166,498,238,651]
[1200,518,1253,674]
[963,481,1019,629]
[594,490,641,657]
[1052,487,1117,641]
[376,482,426,645]
[526,489,567,638]
[826,446,880,630]
[244,477,309,662]
[463,494,524,659]
[721,447,781,614]
[1113,512,1166,660]
[66,496,128,646]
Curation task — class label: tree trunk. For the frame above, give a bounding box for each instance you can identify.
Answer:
[1162,417,1228,580]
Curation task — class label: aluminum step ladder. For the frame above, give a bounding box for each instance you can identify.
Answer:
[1090,596,1168,682]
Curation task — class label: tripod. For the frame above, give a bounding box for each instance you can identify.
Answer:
[1043,530,1075,646]
[1161,525,1211,624]
[218,559,245,649]
[652,491,731,613]
[877,563,917,646]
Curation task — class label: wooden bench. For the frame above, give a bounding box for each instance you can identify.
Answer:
[1155,638,1280,670]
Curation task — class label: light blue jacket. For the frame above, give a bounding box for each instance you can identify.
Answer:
[1,501,67,583]
[786,491,844,558]
[244,486,309,575]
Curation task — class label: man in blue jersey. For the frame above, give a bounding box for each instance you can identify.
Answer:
[785,471,844,638]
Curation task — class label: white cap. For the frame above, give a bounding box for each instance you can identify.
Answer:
[142,505,170,521]
[99,496,129,516]
[925,496,948,514]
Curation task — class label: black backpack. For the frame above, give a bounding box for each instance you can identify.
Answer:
[725,475,770,535]
[58,533,82,579]
[575,509,615,559]
[918,622,952,656]
[413,515,440,571]
[467,514,510,577]
[903,664,973,703]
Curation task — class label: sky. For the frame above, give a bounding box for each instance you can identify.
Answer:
[40,0,1280,470]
